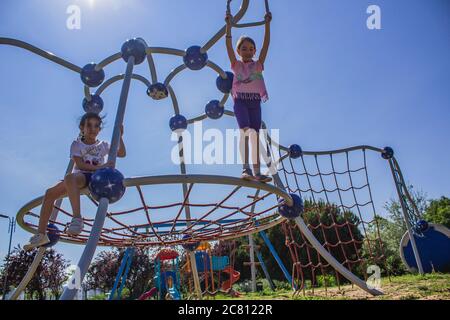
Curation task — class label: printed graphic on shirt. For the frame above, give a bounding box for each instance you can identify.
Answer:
[70,140,109,172]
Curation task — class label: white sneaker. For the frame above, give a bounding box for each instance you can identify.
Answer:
[23,233,50,251]
[67,217,84,236]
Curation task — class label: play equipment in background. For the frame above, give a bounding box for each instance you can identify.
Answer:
[400,222,450,273]
[154,249,182,300]
[1,0,441,300]
[181,241,241,297]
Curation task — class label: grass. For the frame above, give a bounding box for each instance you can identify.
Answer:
[209,273,450,300]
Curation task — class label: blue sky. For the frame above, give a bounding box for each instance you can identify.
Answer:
[0,0,449,267]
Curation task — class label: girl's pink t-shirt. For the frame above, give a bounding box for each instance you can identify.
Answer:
[231,60,268,102]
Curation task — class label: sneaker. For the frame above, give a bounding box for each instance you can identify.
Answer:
[67,217,84,236]
[241,168,254,181]
[23,233,50,251]
[254,173,272,183]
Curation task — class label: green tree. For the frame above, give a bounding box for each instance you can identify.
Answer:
[0,246,69,300]
[424,196,450,228]
[369,185,430,275]
[84,248,153,299]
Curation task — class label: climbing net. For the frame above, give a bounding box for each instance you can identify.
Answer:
[275,145,393,294]
[17,175,291,247]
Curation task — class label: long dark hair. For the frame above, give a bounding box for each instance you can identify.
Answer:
[78,113,104,141]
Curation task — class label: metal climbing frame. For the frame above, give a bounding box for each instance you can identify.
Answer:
[1,0,424,299]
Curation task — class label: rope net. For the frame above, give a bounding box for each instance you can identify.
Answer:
[277,146,390,294]
[20,178,285,248]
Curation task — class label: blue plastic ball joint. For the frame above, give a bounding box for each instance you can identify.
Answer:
[88,168,126,204]
[278,193,304,220]
[216,71,234,94]
[121,38,148,65]
[82,94,104,114]
[147,82,169,100]
[169,114,188,132]
[44,223,60,248]
[205,100,224,120]
[382,146,394,159]
[415,219,429,233]
[81,63,105,88]
[288,144,303,159]
[183,45,208,70]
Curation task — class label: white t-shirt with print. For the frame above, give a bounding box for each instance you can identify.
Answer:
[70,139,110,173]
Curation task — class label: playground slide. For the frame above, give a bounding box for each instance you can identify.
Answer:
[220,266,240,291]
[138,287,157,300]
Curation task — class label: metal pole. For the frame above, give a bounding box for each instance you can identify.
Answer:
[388,159,424,274]
[60,56,136,300]
[2,217,15,300]
[259,229,294,288]
[248,235,257,292]
[9,161,74,300]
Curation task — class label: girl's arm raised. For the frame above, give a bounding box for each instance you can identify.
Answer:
[225,13,237,65]
[259,12,272,65]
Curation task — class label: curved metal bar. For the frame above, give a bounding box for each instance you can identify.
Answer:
[219,94,230,107]
[95,74,150,95]
[202,0,251,52]
[233,21,266,28]
[206,61,227,78]
[9,160,75,300]
[97,52,122,70]
[294,216,383,296]
[123,175,293,204]
[8,247,46,300]
[147,47,185,57]
[188,114,208,124]
[164,64,187,87]
[389,157,424,274]
[167,85,180,115]
[0,37,82,73]
[145,51,158,84]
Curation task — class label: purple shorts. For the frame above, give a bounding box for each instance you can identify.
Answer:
[233,98,262,132]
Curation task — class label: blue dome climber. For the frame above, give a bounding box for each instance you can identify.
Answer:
[401,224,450,273]
[80,63,105,88]
[82,94,104,114]
[205,100,224,119]
[89,168,126,204]
[183,46,208,70]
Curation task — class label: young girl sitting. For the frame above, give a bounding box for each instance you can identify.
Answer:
[225,10,272,182]
[24,112,126,251]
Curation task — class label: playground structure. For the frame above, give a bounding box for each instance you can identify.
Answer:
[1,0,448,300]
[180,241,241,296]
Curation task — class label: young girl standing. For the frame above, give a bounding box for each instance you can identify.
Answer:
[24,113,126,250]
[225,10,272,182]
